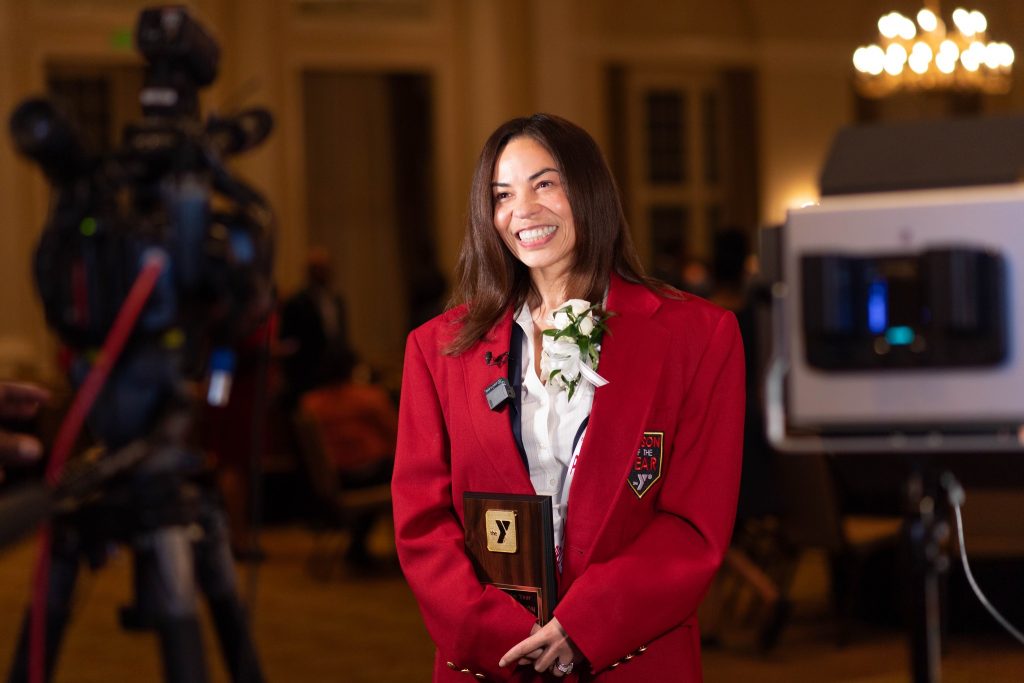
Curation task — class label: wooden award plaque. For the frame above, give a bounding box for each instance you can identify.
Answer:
[463,492,558,624]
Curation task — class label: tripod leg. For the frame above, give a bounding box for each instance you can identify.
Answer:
[905,466,944,683]
[6,530,81,683]
[194,503,266,683]
[136,525,210,683]
[156,616,209,683]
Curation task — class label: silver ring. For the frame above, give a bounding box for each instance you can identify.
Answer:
[555,660,574,674]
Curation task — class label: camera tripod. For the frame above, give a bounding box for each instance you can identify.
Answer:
[6,401,266,683]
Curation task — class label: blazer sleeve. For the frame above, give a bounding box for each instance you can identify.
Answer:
[554,311,745,672]
[392,329,538,679]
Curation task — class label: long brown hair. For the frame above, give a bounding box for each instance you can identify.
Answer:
[446,113,657,355]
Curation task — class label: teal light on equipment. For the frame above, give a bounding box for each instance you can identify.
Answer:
[79,217,97,237]
[886,326,915,346]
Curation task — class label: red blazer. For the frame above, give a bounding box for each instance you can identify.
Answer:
[393,274,745,682]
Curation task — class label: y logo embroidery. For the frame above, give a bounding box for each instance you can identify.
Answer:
[627,431,664,498]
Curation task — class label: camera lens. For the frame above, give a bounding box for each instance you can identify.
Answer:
[9,98,86,183]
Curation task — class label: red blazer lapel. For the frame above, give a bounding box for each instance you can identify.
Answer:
[459,309,534,493]
[562,276,671,578]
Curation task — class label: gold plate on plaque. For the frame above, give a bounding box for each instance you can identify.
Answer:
[485,509,517,553]
[464,492,557,623]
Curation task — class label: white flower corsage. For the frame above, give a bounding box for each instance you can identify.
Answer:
[540,299,612,399]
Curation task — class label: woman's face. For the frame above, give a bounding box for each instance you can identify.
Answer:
[491,136,577,282]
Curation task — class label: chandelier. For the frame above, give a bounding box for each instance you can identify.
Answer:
[852,2,1014,98]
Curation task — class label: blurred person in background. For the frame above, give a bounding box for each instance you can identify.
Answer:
[278,246,358,411]
[297,380,396,569]
[709,227,773,524]
[279,246,396,569]
[698,228,784,650]
[680,257,713,299]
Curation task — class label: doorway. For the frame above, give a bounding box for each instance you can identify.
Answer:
[301,71,442,387]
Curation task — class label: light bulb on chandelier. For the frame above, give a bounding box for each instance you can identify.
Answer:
[852,2,1014,97]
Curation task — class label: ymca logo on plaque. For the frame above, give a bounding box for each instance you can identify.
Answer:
[485,509,518,553]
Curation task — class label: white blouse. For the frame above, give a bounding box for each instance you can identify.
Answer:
[514,304,593,571]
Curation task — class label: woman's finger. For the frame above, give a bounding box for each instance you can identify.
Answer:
[499,632,548,667]
[500,618,574,669]
[516,645,544,665]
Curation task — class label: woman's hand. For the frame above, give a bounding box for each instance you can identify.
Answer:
[499,617,582,677]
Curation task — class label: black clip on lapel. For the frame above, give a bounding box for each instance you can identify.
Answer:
[484,351,509,367]
[485,378,514,411]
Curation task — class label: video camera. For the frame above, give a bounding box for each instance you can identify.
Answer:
[766,114,1024,454]
[3,6,272,682]
[10,5,274,395]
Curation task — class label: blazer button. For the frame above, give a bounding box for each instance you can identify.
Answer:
[638,645,648,653]
[475,674,486,680]
[446,662,456,669]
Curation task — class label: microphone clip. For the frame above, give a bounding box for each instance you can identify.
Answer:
[484,351,509,367]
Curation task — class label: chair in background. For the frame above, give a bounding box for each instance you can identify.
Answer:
[774,452,903,645]
[699,522,791,652]
[291,382,395,579]
[701,451,901,651]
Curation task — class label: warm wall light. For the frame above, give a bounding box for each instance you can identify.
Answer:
[853,2,1013,97]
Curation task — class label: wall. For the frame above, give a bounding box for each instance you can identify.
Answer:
[1,0,1021,380]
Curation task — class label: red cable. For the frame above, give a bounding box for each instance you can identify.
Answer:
[28,250,166,683]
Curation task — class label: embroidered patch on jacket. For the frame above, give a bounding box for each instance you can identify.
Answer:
[627,431,664,498]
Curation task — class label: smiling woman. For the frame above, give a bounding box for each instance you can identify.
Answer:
[392,113,745,682]
[491,139,577,283]
[446,114,651,357]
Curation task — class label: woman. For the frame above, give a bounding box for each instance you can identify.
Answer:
[393,114,744,681]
